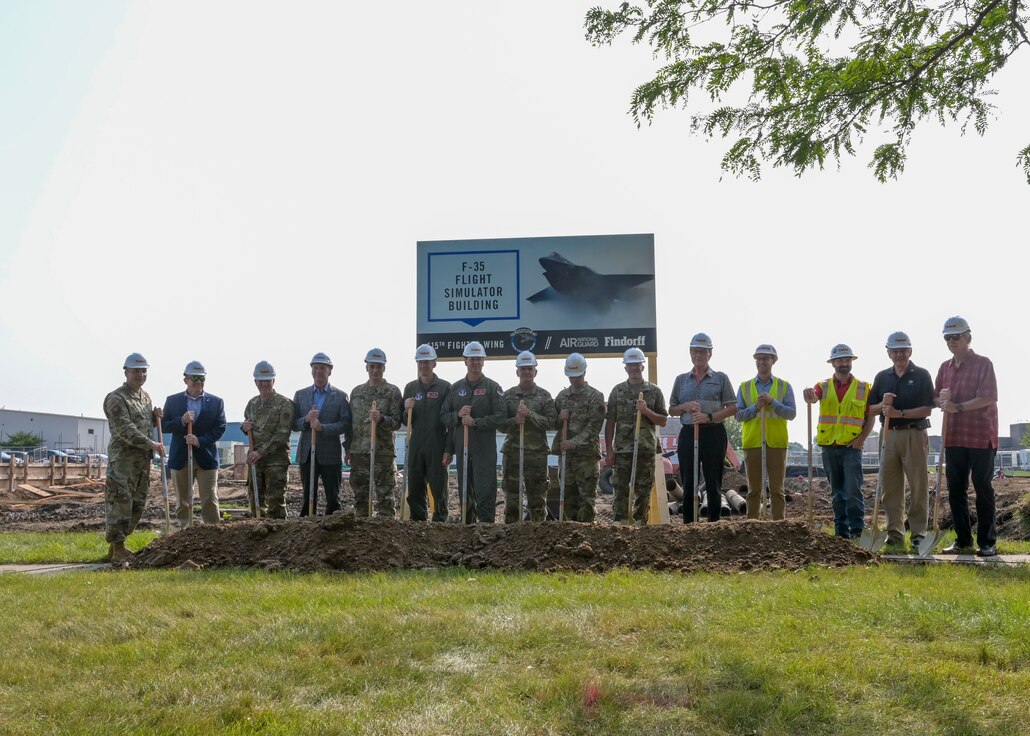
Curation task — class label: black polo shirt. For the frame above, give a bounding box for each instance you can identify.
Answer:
[870,361,934,429]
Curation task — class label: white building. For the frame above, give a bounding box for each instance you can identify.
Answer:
[0,409,109,453]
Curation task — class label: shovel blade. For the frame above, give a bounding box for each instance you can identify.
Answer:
[858,527,888,552]
[918,532,942,558]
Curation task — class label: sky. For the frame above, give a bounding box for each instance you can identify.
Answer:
[1,1,1027,441]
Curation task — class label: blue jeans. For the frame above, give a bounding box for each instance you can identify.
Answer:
[821,444,864,538]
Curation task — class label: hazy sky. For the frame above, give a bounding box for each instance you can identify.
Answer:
[1,1,1027,440]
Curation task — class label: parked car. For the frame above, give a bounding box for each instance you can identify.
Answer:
[1,448,24,467]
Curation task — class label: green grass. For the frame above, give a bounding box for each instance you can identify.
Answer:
[0,565,1027,735]
[0,531,157,564]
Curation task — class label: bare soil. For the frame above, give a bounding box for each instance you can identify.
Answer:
[2,465,1026,573]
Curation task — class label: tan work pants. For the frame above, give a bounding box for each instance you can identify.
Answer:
[171,460,220,529]
[743,446,787,520]
[882,428,929,542]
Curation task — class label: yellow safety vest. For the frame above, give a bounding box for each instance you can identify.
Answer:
[817,378,870,446]
[740,378,789,449]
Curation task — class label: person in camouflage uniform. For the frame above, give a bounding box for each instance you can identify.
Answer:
[501,351,557,523]
[402,344,452,521]
[604,347,668,523]
[241,360,294,519]
[440,341,507,524]
[103,353,164,564]
[348,348,403,517]
[552,353,605,522]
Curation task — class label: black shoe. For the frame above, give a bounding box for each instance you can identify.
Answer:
[909,536,923,551]
[976,545,997,557]
[943,542,974,554]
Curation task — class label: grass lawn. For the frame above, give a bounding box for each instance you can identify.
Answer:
[1,560,1027,735]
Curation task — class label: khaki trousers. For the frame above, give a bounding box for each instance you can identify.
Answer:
[882,428,929,542]
[743,446,787,520]
[171,460,220,529]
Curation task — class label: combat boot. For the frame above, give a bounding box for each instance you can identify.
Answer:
[109,541,132,565]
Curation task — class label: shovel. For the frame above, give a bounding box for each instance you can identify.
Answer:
[155,425,171,535]
[692,421,700,524]
[859,417,890,552]
[246,428,261,519]
[369,400,378,518]
[308,427,317,517]
[759,408,769,520]
[626,392,643,524]
[806,402,815,528]
[461,422,469,524]
[518,400,526,522]
[186,420,194,528]
[401,404,412,521]
[559,417,568,522]
[919,411,948,557]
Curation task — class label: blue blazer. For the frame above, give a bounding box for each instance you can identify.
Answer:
[292,384,351,464]
[161,392,227,471]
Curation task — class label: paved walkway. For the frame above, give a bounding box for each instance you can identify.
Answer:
[0,563,109,575]
[880,553,1030,566]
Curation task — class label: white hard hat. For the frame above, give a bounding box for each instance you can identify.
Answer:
[689,333,713,350]
[515,351,538,368]
[183,360,207,377]
[753,344,778,358]
[942,316,970,335]
[364,348,387,364]
[564,353,587,377]
[310,352,333,367]
[827,344,858,362]
[885,331,912,350]
[623,347,645,364]
[123,352,149,369]
[253,360,276,380]
[415,344,438,361]
[463,341,487,358]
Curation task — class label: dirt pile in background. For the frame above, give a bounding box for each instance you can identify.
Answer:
[131,517,873,573]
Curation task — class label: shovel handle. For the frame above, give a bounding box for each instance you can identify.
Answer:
[309,426,317,516]
[155,425,171,534]
[806,402,814,528]
[247,428,261,518]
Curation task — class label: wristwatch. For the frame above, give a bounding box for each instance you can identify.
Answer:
[706,412,713,422]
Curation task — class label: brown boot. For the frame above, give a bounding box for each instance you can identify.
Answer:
[109,541,132,565]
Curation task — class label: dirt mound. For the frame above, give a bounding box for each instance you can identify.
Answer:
[130,517,874,574]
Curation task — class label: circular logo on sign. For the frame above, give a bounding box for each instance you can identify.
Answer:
[458,388,468,397]
[415,392,424,401]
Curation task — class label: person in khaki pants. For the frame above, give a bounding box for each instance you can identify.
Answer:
[735,344,796,520]
[161,361,226,529]
[868,332,934,551]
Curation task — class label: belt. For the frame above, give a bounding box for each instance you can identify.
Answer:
[890,422,929,431]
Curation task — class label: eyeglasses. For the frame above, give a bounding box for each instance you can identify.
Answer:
[943,334,965,342]
[188,376,206,382]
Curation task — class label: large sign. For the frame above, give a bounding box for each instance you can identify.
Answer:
[417,234,657,359]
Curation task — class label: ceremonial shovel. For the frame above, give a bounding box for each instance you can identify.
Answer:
[860,417,890,552]
[920,410,949,557]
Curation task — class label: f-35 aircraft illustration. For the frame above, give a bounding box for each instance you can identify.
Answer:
[526,252,654,313]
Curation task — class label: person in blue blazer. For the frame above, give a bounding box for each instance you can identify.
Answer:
[161,360,227,529]
[293,352,352,515]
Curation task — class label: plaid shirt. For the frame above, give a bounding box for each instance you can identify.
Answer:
[934,350,998,449]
